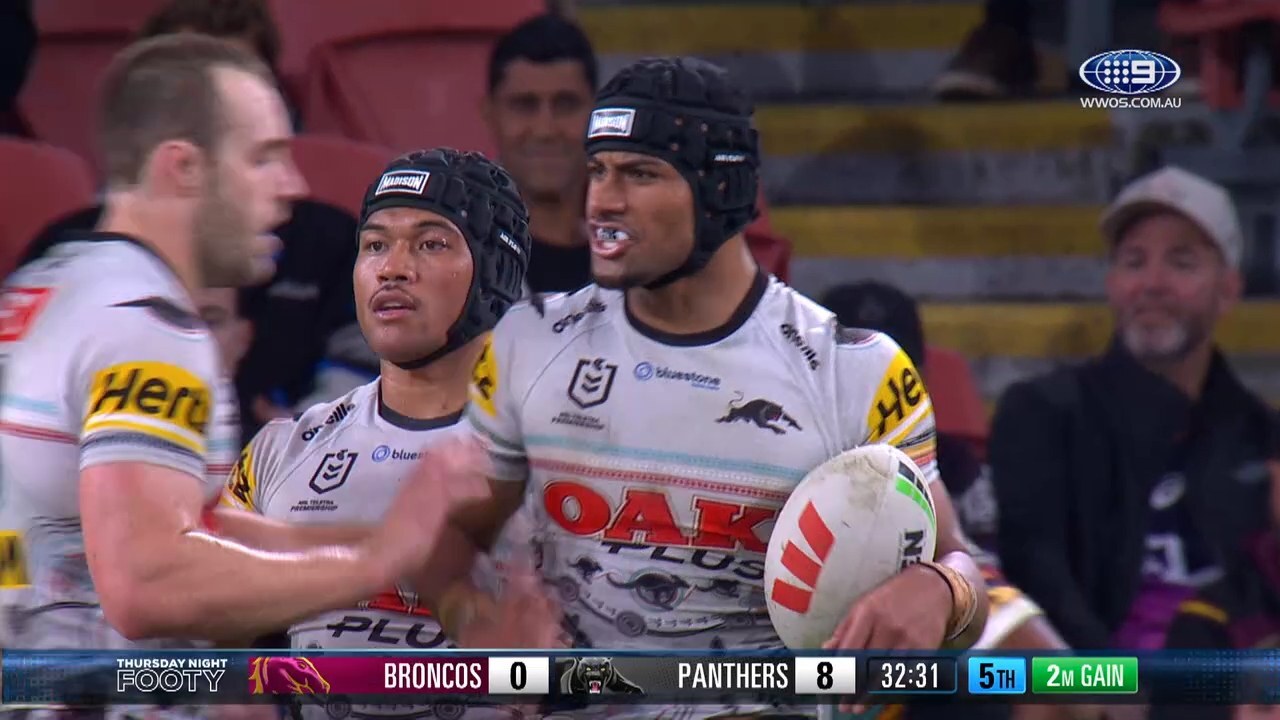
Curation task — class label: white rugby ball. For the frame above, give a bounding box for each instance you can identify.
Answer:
[765,443,938,649]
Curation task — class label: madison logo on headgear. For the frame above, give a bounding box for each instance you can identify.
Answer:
[375,170,430,196]
[588,108,636,139]
[248,656,332,695]
[1078,49,1182,109]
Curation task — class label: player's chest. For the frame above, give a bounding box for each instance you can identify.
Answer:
[520,342,834,476]
[260,441,421,522]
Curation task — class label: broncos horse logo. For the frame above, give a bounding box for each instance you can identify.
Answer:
[716,392,801,435]
[248,656,331,695]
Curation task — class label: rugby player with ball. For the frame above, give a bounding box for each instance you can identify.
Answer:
[412,57,990,719]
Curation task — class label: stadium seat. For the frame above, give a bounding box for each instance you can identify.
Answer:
[744,185,792,282]
[924,346,988,447]
[268,0,544,156]
[0,139,97,279]
[289,134,397,219]
[17,0,167,174]
[746,229,792,285]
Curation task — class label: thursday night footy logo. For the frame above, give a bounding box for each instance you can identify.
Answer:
[248,656,332,695]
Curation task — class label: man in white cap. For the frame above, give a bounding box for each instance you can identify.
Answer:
[988,166,1277,667]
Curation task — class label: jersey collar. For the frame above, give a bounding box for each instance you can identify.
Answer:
[375,381,464,431]
[623,268,767,347]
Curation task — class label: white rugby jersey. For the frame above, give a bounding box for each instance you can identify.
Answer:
[0,235,233,654]
[468,272,940,655]
[220,379,519,720]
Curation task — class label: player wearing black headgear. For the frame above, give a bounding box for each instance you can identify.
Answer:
[218,150,560,720]
[414,60,989,720]
[357,148,531,370]
[583,56,760,290]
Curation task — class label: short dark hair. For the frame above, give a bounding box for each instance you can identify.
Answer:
[140,0,281,69]
[487,13,598,94]
[98,33,275,187]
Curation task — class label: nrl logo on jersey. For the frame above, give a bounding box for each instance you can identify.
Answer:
[309,449,357,494]
[568,357,617,409]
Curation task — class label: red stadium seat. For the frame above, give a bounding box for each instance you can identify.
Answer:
[17,0,167,174]
[1159,0,1280,109]
[268,0,544,156]
[746,229,792,284]
[745,187,791,283]
[289,134,397,219]
[924,346,988,447]
[747,185,773,234]
[0,139,97,279]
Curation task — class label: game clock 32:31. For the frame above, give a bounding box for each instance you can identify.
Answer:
[867,658,958,694]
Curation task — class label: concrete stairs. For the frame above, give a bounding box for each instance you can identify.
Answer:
[576,0,1280,410]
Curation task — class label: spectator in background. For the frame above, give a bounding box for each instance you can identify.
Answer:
[822,280,1074,720]
[484,13,596,295]
[932,0,1037,100]
[0,0,35,135]
[547,0,577,18]
[141,0,280,75]
[194,288,252,503]
[990,167,1276,658]
[23,0,361,439]
[197,287,253,381]
[1154,428,1280,720]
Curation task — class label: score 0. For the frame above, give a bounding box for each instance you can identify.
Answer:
[794,657,858,695]
[487,657,551,695]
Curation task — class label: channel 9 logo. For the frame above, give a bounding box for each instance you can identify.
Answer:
[1078,49,1181,95]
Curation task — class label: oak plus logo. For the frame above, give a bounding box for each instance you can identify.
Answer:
[769,500,834,613]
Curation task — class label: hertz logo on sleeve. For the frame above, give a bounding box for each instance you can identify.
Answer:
[865,349,930,443]
[84,362,212,454]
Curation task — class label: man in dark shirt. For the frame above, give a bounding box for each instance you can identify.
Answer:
[484,13,596,295]
[990,166,1276,655]
[0,0,35,135]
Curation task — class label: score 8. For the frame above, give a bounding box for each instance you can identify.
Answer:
[794,657,858,695]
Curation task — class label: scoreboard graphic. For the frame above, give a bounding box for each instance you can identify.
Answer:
[0,650,1276,709]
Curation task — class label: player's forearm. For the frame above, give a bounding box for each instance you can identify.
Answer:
[211,506,372,552]
[411,521,485,613]
[414,478,526,608]
[99,530,387,643]
[938,549,990,651]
